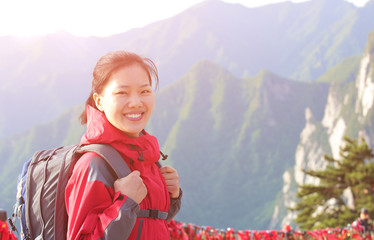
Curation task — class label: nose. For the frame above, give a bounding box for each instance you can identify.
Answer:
[127,93,143,108]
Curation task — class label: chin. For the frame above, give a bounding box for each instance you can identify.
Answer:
[123,128,143,137]
[124,132,140,138]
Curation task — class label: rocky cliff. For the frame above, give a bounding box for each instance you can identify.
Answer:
[274,30,374,229]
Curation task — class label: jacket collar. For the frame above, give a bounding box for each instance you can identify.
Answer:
[81,105,160,168]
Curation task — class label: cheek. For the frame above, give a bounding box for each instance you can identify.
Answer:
[147,96,155,112]
[103,97,121,115]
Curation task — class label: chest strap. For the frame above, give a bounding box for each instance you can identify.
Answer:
[137,209,168,220]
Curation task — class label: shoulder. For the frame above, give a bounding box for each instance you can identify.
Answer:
[73,152,117,187]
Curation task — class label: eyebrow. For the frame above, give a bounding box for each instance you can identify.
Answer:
[117,83,151,88]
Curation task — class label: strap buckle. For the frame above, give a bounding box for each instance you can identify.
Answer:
[149,209,159,219]
[137,208,168,219]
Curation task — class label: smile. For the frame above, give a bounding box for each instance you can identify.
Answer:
[124,113,143,121]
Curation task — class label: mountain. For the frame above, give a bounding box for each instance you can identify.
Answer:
[1,0,374,138]
[143,61,330,229]
[0,61,329,230]
[2,0,374,231]
[274,29,374,229]
[110,0,374,83]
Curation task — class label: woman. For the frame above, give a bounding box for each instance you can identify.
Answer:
[65,51,182,239]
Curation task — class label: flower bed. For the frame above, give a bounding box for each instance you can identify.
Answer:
[168,220,373,240]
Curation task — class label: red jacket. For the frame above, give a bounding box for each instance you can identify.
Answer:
[65,106,181,239]
[0,220,17,240]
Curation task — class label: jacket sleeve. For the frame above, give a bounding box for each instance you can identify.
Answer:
[166,188,182,222]
[65,153,140,240]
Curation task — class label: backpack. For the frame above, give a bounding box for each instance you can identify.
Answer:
[10,143,132,240]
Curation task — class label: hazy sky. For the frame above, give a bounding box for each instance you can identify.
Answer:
[0,0,370,37]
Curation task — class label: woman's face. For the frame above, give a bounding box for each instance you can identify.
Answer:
[93,64,155,138]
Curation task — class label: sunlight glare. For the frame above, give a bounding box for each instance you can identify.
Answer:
[0,0,370,37]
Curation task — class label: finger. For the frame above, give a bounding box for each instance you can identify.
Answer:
[165,183,180,194]
[131,170,141,176]
[161,169,178,177]
[164,179,179,187]
[160,166,175,173]
[141,181,148,191]
[162,172,178,180]
[167,187,179,195]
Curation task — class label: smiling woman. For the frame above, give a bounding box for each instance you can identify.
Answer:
[65,50,182,240]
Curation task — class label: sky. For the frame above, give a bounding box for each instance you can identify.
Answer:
[0,0,370,37]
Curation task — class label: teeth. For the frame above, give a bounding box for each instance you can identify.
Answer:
[126,113,141,118]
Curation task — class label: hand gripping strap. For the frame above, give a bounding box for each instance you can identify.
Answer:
[78,144,168,221]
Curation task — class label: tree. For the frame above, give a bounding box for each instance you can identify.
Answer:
[293,137,374,230]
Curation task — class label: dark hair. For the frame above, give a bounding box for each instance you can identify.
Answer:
[80,50,159,124]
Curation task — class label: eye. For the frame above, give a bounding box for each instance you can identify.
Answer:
[141,89,152,94]
[115,90,127,95]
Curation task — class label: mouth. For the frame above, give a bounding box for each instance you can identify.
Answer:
[124,112,144,121]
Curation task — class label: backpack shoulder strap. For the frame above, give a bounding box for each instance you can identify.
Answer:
[78,144,168,226]
[78,144,132,179]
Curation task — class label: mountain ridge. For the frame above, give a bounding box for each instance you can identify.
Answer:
[1,0,374,137]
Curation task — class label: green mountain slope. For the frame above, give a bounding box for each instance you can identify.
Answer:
[148,61,329,229]
[317,55,361,83]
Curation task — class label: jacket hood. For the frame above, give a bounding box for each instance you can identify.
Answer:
[81,105,160,168]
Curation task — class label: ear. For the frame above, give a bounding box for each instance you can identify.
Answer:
[93,93,104,112]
